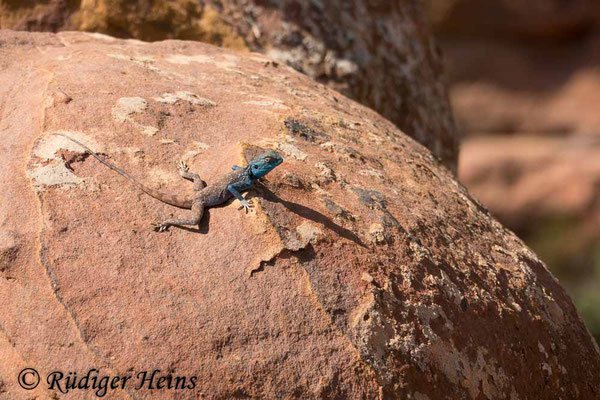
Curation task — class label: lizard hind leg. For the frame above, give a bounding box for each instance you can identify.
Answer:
[153,202,204,232]
[177,160,207,191]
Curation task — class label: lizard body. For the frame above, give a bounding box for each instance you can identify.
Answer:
[56,134,283,231]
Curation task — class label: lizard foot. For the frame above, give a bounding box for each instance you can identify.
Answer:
[176,160,189,174]
[237,199,254,213]
[152,223,169,232]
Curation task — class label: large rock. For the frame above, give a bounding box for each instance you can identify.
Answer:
[0,0,459,171]
[1,30,598,399]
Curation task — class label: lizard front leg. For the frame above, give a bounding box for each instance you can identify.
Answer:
[177,161,206,191]
[227,185,253,213]
[153,201,204,232]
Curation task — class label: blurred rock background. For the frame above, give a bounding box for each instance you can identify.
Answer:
[1,0,597,343]
[423,0,600,342]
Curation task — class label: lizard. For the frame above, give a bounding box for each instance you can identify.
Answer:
[55,133,283,232]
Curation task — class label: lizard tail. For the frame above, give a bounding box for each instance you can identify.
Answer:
[55,133,193,209]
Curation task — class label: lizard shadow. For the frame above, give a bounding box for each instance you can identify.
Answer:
[168,184,367,248]
[254,183,367,248]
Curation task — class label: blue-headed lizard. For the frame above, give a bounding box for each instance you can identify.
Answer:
[56,134,283,232]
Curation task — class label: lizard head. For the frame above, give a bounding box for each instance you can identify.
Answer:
[249,150,283,178]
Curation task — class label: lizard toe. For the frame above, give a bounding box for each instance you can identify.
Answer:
[152,223,168,232]
[177,160,189,173]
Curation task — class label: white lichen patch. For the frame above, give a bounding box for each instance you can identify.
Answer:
[140,125,159,136]
[153,91,216,106]
[349,290,400,385]
[255,137,281,149]
[166,54,215,65]
[125,38,147,46]
[180,141,212,162]
[108,53,194,83]
[517,260,567,327]
[426,270,463,306]
[112,97,160,136]
[296,222,322,246]
[28,131,101,191]
[359,168,385,181]
[275,222,322,252]
[277,143,307,161]
[368,223,385,245]
[367,131,385,144]
[108,53,132,61]
[320,141,339,153]
[165,53,239,70]
[28,163,85,190]
[427,343,512,400]
[315,162,336,181]
[415,303,453,341]
[85,32,117,42]
[541,363,552,376]
[242,96,289,110]
[109,53,155,66]
[112,97,147,123]
[34,131,102,160]
[538,342,549,358]
[192,141,211,150]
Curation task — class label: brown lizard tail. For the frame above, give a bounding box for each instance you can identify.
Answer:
[55,133,193,209]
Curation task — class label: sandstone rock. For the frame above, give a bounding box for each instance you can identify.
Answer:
[0,30,598,399]
[0,0,459,171]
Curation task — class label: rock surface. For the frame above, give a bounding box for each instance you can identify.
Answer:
[0,30,598,399]
[0,0,459,170]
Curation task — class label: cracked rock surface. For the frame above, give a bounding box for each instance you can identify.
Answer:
[0,30,598,399]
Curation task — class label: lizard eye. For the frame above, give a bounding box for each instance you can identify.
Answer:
[253,165,258,169]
